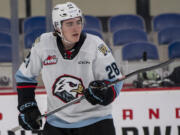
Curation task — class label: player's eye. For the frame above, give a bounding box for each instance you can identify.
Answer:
[77,20,82,25]
[68,82,77,87]
[65,22,73,27]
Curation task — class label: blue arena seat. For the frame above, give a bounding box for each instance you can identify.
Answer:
[168,41,180,59]
[0,17,11,33]
[153,13,180,32]
[0,32,12,45]
[83,29,103,39]
[24,28,46,49]
[23,16,46,34]
[158,27,180,45]
[108,14,145,33]
[113,29,148,45]
[0,46,12,62]
[83,15,103,32]
[122,42,159,61]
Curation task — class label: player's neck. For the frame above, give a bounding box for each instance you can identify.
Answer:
[62,41,75,50]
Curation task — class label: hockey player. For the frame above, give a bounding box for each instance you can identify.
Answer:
[15,2,123,135]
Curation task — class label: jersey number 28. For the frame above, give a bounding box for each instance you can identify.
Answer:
[105,62,120,79]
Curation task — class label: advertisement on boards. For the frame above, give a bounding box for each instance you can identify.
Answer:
[0,88,180,135]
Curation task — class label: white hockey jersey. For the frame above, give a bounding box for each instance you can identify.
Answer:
[15,32,123,128]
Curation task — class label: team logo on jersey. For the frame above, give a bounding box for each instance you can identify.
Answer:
[98,44,110,56]
[52,75,84,103]
[43,55,58,65]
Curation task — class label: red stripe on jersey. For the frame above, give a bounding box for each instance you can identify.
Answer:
[17,85,37,89]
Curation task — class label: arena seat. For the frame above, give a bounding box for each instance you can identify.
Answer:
[24,28,46,49]
[108,14,145,33]
[83,29,103,39]
[122,41,159,61]
[113,29,148,46]
[0,32,12,45]
[0,17,11,33]
[158,27,180,45]
[119,42,160,84]
[0,46,12,62]
[168,41,180,59]
[153,13,180,32]
[23,16,46,34]
[83,15,103,32]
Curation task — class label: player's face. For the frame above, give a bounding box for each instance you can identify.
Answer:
[61,17,83,44]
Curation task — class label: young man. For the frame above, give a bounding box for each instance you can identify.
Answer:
[15,2,123,135]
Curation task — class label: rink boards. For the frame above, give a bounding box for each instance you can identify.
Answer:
[0,87,180,135]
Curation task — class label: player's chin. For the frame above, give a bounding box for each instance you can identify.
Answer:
[71,35,80,42]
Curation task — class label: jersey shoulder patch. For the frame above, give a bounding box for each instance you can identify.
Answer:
[32,36,41,48]
[33,36,40,46]
[35,36,40,44]
[32,32,53,47]
[98,44,111,56]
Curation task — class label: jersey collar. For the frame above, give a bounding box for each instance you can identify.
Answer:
[56,32,86,60]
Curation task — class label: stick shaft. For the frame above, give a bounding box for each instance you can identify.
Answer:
[42,96,85,118]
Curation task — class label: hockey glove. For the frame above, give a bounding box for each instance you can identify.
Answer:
[84,80,116,106]
[18,101,42,130]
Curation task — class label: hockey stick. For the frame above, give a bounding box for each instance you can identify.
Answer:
[8,58,175,134]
